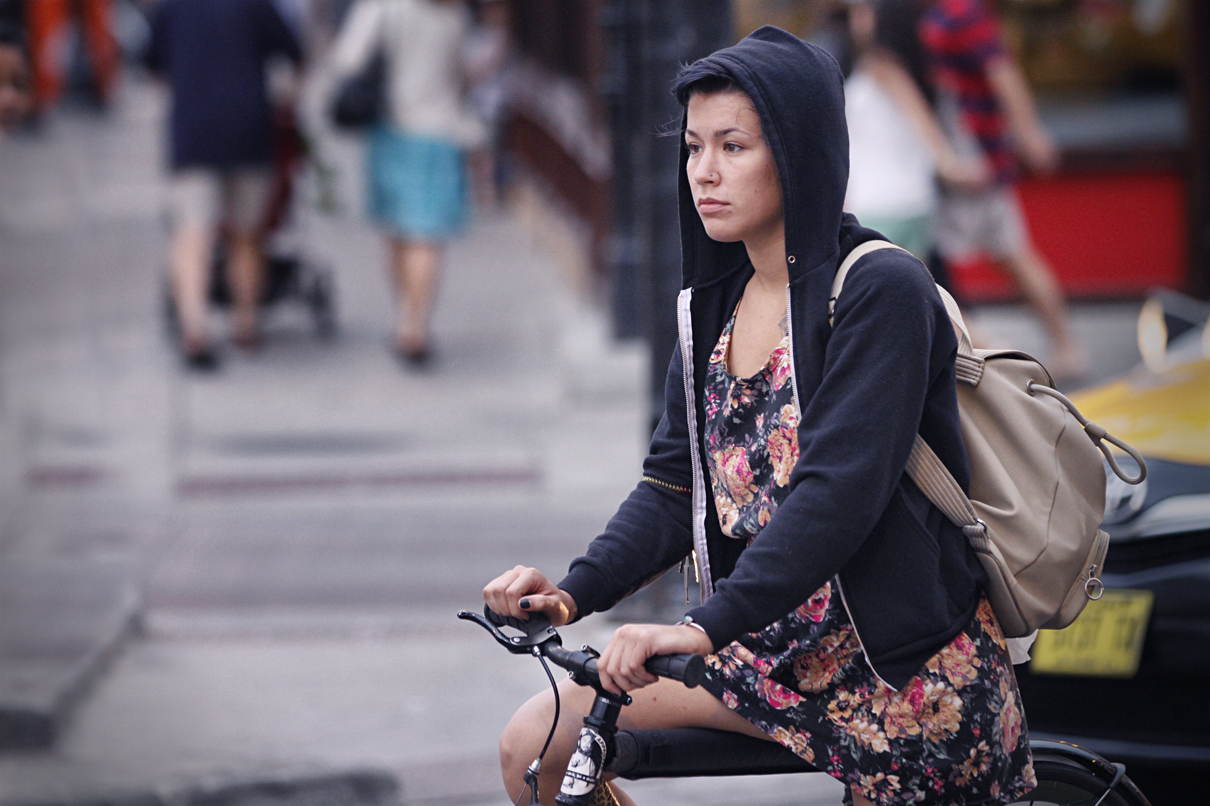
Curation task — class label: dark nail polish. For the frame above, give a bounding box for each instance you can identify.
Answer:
[519,598,530,610]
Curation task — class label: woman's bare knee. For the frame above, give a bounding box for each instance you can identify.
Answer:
[500,676,763,803]
[500,681,594,803]
[499,695,549,797]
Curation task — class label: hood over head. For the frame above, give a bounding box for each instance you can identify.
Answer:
[676,26,850,289]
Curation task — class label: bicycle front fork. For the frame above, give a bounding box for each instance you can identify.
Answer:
[555,691,629,806]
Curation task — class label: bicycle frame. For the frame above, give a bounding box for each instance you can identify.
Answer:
[459,608,1152,806]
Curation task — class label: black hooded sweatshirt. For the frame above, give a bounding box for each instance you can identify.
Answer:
[558,27,985,690]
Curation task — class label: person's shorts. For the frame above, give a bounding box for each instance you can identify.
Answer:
[367,126,467,240]
[169,167,273,231]
[933,184,1029,262]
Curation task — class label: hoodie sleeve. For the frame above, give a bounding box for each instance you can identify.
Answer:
[557,345,696,620]
[686,250,947,648]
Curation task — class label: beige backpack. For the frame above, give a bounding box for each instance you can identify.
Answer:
[831,241,1147,639]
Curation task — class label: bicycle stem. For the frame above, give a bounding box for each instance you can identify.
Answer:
[555,690,630,806]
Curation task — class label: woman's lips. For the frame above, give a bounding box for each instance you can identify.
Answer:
[697,198,727,214]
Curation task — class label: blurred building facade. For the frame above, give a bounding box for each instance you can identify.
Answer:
[503,0,730,425]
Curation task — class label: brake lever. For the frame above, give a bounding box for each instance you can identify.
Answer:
[457,607,562,654]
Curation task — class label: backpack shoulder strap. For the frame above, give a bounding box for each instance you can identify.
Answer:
[828,241,980,536]
[933,284,975,356]
[828,240,905,326]
[829,239,976,358]
[905,435,982,537]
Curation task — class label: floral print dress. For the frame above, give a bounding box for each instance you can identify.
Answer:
[697,310,1036,806]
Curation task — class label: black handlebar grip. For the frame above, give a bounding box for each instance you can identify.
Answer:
[543,646,705,689]
[483,606,551,636]
[484,607,528,632]
[644,654,706,688]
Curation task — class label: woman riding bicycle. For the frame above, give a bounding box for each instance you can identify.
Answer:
[485,27,1036,806]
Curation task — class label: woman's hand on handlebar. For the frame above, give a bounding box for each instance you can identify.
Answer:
[597,623,713,696]
[483,565,578,627]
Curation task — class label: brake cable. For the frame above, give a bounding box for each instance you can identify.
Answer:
[454,609,566,806]
[516,648,561,806]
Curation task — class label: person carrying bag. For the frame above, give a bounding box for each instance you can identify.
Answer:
[329,0,486,365]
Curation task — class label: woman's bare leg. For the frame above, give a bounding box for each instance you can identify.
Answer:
[226,227,263,348]
[500,677,771,806]
[388,237,441,355]
[996,246,1086,378]
[170,223,214,355]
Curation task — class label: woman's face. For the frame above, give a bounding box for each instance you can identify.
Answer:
[684,90,783,249]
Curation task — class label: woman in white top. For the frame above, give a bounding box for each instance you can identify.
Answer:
[332,0,486,365]
[843,0,985,260]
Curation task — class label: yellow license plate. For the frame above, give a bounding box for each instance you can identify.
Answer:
[1030,589,1154,678]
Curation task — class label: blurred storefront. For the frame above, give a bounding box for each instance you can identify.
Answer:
[730,1,1204,303]
[957,0,1194,302]
[734,0,1198,302]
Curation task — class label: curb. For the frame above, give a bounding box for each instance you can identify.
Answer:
[0,573,142,750]
[0,770,400,806]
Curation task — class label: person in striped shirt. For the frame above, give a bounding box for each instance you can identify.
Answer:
[921,0,1086,380]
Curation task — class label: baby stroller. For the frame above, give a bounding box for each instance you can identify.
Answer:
[163,107,337,345]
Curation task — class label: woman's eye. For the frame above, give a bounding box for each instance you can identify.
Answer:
[686,143,701,154]
[724,142,743,153]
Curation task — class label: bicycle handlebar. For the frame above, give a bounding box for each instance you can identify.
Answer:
[545,642,707,689]
[460,606,707,689]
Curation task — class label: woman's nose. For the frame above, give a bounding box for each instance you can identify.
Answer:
[693,154,718,186]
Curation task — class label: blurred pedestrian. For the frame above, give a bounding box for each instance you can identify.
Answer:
[464,0,513,209]
[331,0,486,367]
[920,0,1086,378]
[0,19,32,136]
[146,0,303,369]
[843,0,987,261]
[24,0,119,114]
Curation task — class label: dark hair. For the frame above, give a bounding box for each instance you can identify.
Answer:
[872,0,934,104]
[671,59,741,107]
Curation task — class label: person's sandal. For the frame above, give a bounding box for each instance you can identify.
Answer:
[394,335,433,369]
[181,332,220,371]
[183,344,219,371]
[232,320,262,352]
[395,343,432,368]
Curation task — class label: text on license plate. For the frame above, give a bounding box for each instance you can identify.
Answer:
[1030,589,1154,678]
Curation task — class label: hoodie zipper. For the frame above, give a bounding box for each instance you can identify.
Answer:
[835,577,898,690]
[783,285,802,419]
[646,469,704,603]
[678,289,712,602]
[642,476,691,495]
[784,282,898,691]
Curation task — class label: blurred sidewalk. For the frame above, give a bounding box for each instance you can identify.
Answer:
[0,73,651,806]
[0,75,1141,806]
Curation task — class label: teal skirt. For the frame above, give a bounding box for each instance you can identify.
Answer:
[367,127,467,240]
